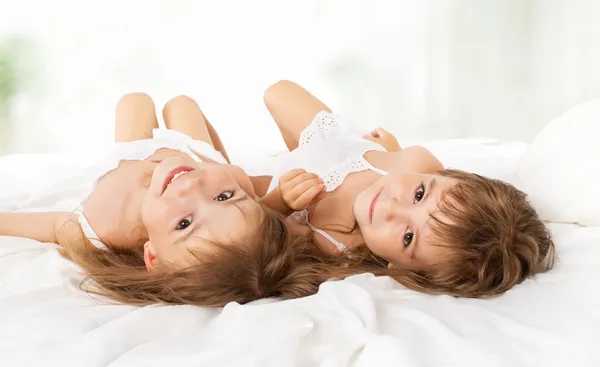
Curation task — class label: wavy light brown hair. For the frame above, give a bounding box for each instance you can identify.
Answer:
[59,206,355,307]
[353,169,556,298]
[59,169,555,306]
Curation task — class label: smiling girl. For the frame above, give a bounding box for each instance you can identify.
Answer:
[260,80,556,297]
[0,93,343,306]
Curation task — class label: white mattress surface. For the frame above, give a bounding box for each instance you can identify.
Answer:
[0,139,599,367]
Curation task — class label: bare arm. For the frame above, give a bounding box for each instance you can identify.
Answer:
[263,80,331,151]
[249,175,273,198]
[259,169,324,217]
[402,146,444,173]
[260,187,293,216]
[363,127,402,152]
[0,212,78,245]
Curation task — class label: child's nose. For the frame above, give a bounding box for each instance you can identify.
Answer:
[384,196,412,222]
[173,169,208,198]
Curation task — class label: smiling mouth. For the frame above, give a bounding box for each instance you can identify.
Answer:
[369,190,382,224]
[162,166,195,194]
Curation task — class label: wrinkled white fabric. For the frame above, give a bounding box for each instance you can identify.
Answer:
[1,138,598,366]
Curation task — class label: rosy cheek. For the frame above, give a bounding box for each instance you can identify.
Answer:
[365,235,386,255]
[142,206,164,233]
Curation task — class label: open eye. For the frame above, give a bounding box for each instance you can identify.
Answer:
[176,215,193,230]
[215,190,234,202]
[413,183,425,203]
[403,228,414,248]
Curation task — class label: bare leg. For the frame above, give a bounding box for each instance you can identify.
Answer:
[114,93,159,143]
[203,114,231,164]
[162,95,231,163]
[263,80,331,151]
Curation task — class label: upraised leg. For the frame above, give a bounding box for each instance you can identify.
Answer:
[162,95,230,163]
[114,93,159,143]
[263,80,331,151]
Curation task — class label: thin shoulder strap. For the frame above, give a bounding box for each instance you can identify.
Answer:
[308,224,347,252]
[369,165,388,176]
[300,209,347,252]
[359,146,388,176]
[74,207,109,251]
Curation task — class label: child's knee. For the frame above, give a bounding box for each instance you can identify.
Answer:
[116,92,155,110]
[163,95,201,115]
[263,80,294,105]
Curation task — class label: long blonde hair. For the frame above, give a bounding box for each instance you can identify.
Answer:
[60,169,555,305]
[60,205,363,307]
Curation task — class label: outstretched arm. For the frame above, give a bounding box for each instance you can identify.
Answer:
[0,212,77,245]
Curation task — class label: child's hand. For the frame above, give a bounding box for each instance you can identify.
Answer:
[279,169,325,211]
[364,127,401,152]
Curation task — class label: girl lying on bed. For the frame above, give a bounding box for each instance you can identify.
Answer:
[0,82,555,307]
[0,93,340,306]
[261,80,555,297]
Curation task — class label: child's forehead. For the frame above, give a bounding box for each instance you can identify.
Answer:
[422,177,460,221]
[180,202,266,247]
[432,176,460,199]
[431,173,459,186]
[422,181,464,246]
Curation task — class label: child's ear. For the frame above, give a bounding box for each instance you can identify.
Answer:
[143,241,157,271]
[387,262,396,270]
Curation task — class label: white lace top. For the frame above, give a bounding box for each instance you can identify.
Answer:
[267,111,388,251]
[75,129,227,250]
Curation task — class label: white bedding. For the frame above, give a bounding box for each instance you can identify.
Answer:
[1,138,599,367]
[517,98,600,226]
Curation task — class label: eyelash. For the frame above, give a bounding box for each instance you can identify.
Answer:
[404,182,426,247]
[403,229,414,248]
[175,191,235,230]
[215,190,234,202]
[413,182,425,204]
[176,215,193,230]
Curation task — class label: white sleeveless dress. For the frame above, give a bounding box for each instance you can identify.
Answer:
[267,111,389,252]
[75,129,227,250]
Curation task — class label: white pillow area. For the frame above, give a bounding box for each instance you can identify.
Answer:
[516,98,600,226]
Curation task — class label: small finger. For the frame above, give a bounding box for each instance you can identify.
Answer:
[373,127,387,137]
[288,178,323,198]
[286,172,321,188]
[293,183,326,208]
[280,168,306,184]
[363,134,377,142]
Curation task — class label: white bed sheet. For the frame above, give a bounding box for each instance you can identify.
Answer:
[1,140,599,367]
